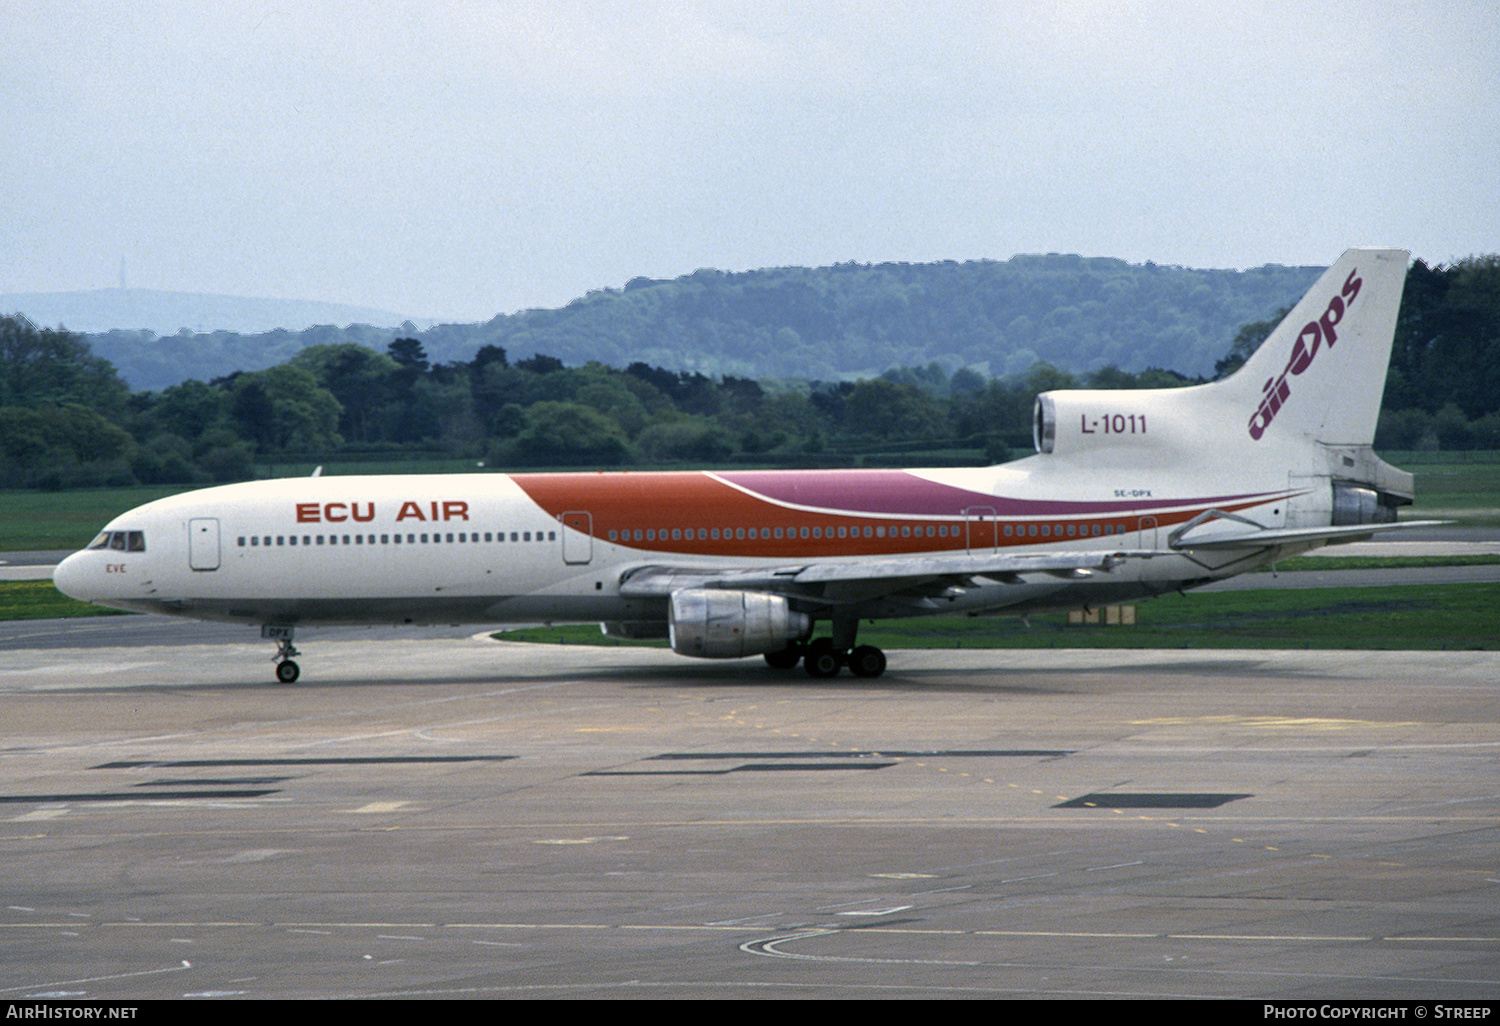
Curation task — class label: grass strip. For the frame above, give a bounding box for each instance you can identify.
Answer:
[495,581,1500,651]
[1267,554,1500,571]
[0,581,130,620]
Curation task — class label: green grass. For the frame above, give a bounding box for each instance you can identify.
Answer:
[1385,451,1500,526]
[0,580,129,620]
[256,458,489,478]
[1267,554,1500,571]
[0,485,198,550]
[497,581,1500,651]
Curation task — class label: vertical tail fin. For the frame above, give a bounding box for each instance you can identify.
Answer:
[1230,248,1408,446]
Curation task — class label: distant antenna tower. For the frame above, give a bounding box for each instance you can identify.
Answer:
[119,256,127,290]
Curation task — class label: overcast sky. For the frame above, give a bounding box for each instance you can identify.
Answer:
[3,1,1496,322]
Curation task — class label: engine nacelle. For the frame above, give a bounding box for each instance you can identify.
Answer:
[668,589,810,659]
[1332,482,1398,525]
[1032,387,1242,465]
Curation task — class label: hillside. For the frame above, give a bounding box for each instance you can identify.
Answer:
[57,256,1322,391]
[2,288,415,337]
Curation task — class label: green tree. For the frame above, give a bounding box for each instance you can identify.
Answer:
[230,366,343,451]
[843,379,947,440]
[0,315,130,414]
[503,401,630,466]
[292,344,402,444]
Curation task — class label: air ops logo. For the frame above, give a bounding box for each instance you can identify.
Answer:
[1248,268,1363,440]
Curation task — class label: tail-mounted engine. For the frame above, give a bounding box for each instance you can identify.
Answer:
[668,589,810,659]
[1033,389,1208,459]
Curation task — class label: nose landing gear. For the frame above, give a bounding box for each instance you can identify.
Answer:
[262,625,300,684]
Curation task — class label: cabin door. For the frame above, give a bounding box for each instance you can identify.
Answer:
[188,518,220,571]
[560,511,593,565]
[964,506,998,554]
[1137,516,1159,550]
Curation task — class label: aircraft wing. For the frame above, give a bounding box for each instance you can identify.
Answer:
[617,548,1154,602]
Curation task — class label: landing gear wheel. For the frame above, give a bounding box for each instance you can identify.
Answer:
[765,643,803,670]
[804,638,842,678]
[275,659,301,684]
[847,644,887,679]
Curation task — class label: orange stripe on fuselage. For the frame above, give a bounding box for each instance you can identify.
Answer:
[510,471,1280,558]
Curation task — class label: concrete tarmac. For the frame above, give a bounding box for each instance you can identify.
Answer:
[1,637,1497,1000]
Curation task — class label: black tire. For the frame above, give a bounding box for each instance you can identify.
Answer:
[764,644,803,670]
[804,638,842,678]
[847,645,887,678]
[275,660,301,684]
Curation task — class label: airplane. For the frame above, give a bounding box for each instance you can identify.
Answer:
[53,248,1440,683]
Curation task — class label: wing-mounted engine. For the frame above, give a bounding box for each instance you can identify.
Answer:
[668,589,811,659]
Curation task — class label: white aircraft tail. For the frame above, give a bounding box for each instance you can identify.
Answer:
[1224,248,1409,447]
[1031,248,1416,521]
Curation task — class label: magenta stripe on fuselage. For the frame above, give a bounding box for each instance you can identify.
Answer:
[715,469,1282,517]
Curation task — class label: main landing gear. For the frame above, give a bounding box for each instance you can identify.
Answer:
[262,625,300,684]
[763,616,888,679]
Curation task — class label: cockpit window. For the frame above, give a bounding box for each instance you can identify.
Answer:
[89,531,146,552]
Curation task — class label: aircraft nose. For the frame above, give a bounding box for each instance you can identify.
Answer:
[52,551,93,603]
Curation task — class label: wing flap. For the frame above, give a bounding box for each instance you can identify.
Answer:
[1170,519,1450,550]
[618,549,1148,599]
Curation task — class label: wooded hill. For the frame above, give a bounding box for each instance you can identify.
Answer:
[74,255,1324,391]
